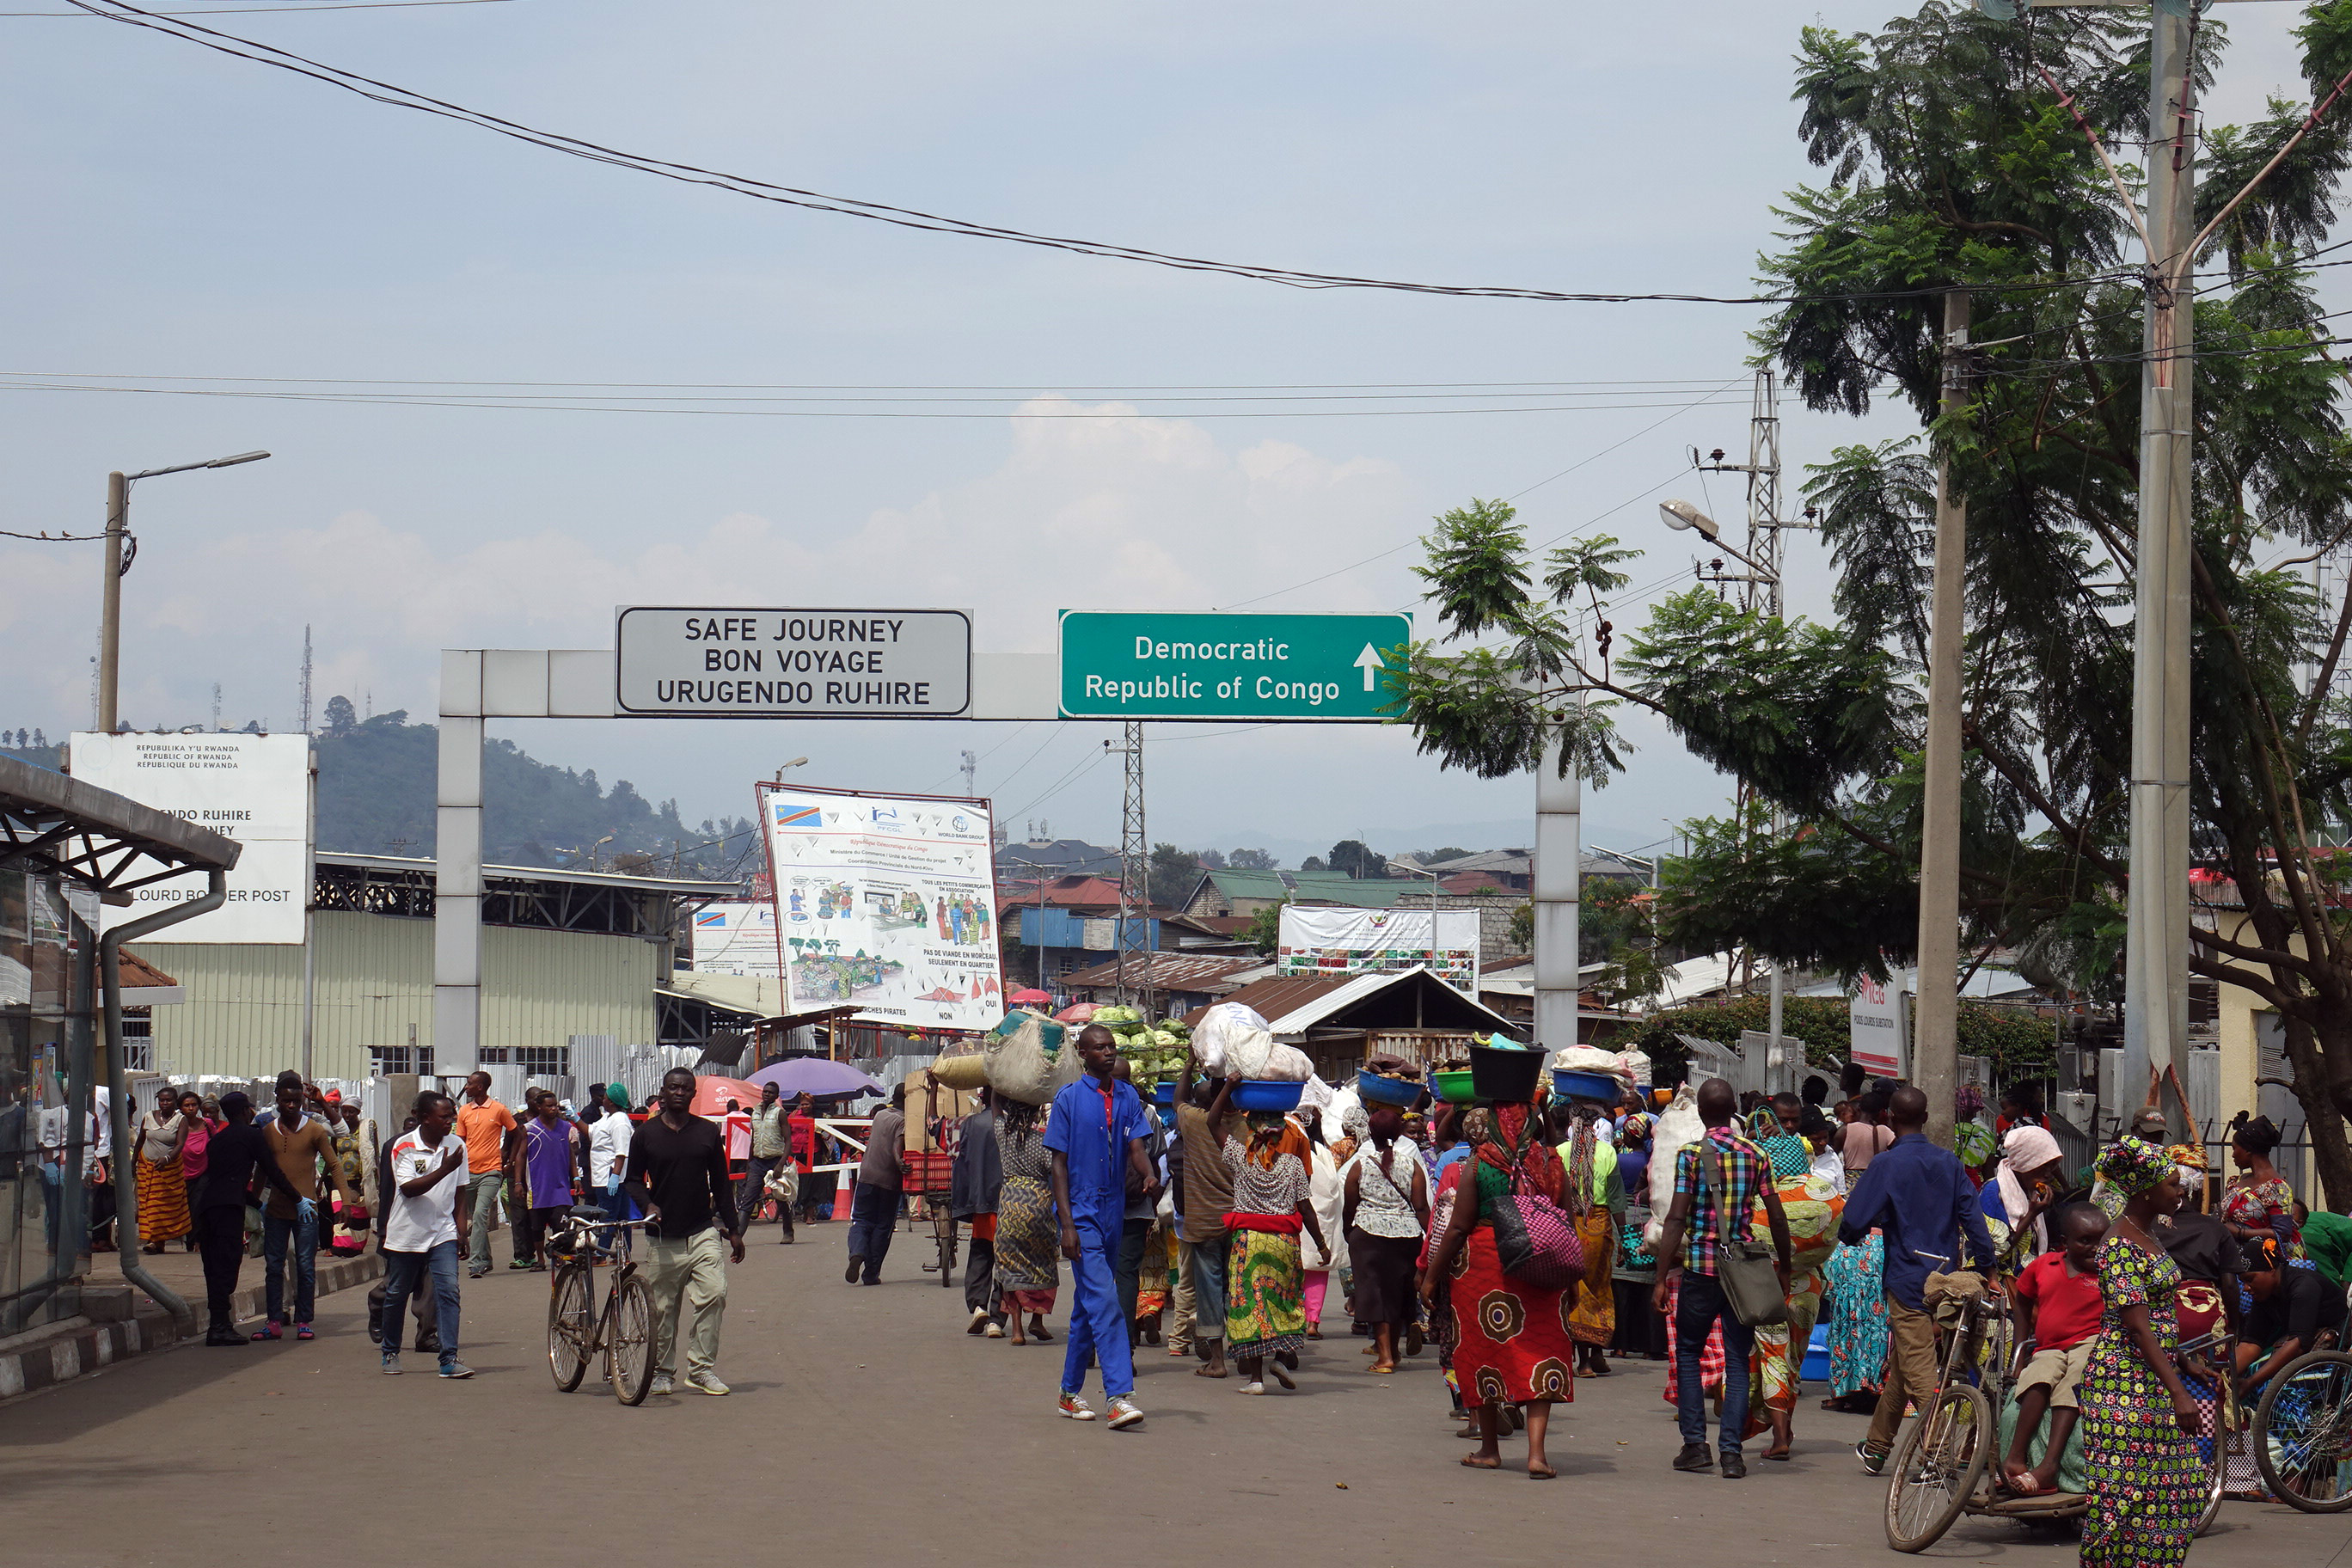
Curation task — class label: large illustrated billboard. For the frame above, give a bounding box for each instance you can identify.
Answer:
[757,783,1001,1031]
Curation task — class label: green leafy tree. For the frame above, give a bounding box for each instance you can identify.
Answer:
[1146,842,1200,909]
[1244,897,1288,956]
[1389,3,2352,1202]
[1228,847,1277,870]
[1325,839,1387,879]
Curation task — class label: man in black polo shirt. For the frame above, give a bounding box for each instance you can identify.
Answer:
[622,1067,743,1397]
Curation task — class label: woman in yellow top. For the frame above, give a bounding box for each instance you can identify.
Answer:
[1553,1097,1623,1377]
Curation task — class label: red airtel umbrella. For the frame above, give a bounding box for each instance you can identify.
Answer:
[689,1076,763,1116]
[1009,987,1051,1004]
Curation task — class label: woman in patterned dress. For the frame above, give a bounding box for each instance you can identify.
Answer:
[991,1099,1060,1345]
[2221,1116,2304,1261]
[1216,1079,1323,1396]
[2079,1136,2206,1568]
[1421,1096,1575,1479]
[131,1085,190,1253]
[1745,1104,1841,1457]
[1557,1100,1622,1376]
[1822,1229,1888,1412]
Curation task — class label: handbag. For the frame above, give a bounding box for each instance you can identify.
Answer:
[1699,1142,1788,1326]
[1487,1138,1585,1290]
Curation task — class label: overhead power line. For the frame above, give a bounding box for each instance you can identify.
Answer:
[64,0,2152,309]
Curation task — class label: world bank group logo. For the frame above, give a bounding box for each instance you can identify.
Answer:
[951,814,970,832]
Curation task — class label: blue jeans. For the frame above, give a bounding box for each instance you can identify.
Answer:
[847,1181,898,1283]
[381,1240,462,1370]
[1062,1211,1135,1401]
[1675,1271,1756,1455]
[260,1207,319,1325]
[1190,1232,1229,1344]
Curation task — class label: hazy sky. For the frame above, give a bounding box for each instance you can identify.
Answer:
[0,1,2327,861]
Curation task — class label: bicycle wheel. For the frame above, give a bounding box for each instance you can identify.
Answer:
[607,1274,657,1406]
[547,1264,593,1393]
[934,1204,957,1287]
[1885,1382,1994,1553]
[2255,1349,2352,1512]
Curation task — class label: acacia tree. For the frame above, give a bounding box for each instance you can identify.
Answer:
[1390,1,2352,1201]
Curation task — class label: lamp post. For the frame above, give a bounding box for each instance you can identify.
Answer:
[97,451,270,732]
[1384,856,1444,956]
[774,756,808,781]
[1003,855,1052,992]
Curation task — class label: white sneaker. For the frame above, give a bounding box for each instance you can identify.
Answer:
[1106,1396,1144,1430]
[984,1323,1006,1338]
[1057,1392,1096,1420]
[685,1371,731,1396]
[650,1373,674,1397]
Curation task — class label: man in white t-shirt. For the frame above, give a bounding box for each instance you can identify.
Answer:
[380,1088,474,1379]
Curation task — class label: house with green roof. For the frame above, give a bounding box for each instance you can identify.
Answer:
[1179,867,1424,918]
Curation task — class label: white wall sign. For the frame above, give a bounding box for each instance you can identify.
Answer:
[1848,966,1914,1079]
[1276,904,1480,996]
[690,900,782,977]
[70,732,311,944]
[758,783,1001,1031]
[616,608,971,718]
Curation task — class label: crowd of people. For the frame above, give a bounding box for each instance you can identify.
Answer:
[96,1038,2352,1565]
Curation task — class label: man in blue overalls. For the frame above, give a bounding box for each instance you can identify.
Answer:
[1045,1024,1158,1430]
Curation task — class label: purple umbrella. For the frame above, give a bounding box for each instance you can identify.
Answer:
[746,1057,885,1099]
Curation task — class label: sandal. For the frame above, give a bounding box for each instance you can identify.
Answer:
[1460,1454,1500,1469]
[1370,1362,1398,1375]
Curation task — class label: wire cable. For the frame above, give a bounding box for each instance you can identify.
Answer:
[62,0,2153,309]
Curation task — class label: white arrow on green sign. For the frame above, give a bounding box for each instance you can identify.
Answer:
[1057,609,1412,721]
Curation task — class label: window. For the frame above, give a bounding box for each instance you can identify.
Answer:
[476,1048,508,1064]
[515,1046,570,1076]
[121,1014,152,1072]
[371,1045,436,1077]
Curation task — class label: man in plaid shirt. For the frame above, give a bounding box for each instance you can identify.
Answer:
[1651,1078,1792,1479]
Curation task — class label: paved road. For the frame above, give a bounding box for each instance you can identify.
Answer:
[6,1222,2350,1568]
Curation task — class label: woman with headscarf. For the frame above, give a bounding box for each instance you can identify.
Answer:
[1213,1075,1321,1394]
[991,1096,1061,1345]
[132,1084,192,1253]
[1821,1228,1889,1414]
[1344,1099,1426,1373]
[2079,1137,2206,1568]
[1420,1095,1576,1479]
[1981,1123,2069,1262]
[1557,1099,1621,1377]
[2220,1116,2304,1262]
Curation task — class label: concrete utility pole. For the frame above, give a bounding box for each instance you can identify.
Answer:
[1533,707,1581,1054]
[2122,0,2199,1134]
[1915,288,1971,1148]
[95,451,269,735]
[98,472,126,734]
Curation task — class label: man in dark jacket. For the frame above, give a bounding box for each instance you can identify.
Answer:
[952,1087,1006,1336]
[193,1092,303,1345]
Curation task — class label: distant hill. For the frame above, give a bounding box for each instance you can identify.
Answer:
[315,710,753,874]
[3,717,754,879]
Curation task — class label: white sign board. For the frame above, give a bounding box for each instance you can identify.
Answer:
[70,732,310,943]
[759,784,1002,1031]
[690,900,781,977]
[1849,966,1914,1080]
[616,608,971,718]
[1276,904,1480,996]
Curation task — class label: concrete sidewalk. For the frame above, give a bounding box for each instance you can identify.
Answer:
[0,1244,380,1401]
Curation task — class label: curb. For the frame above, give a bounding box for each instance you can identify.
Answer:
[0,1252,383,1403]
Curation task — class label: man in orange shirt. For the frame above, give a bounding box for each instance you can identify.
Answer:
[455,1071,520,1279]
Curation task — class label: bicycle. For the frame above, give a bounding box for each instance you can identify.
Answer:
[2175,1327,2239,1535]
[544,1209,656,1406]
[2251,1344,2352,1511]
[1885,1284,2233,1550]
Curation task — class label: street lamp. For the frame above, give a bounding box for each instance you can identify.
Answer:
[774,756,808,781]
[1658,499,1778,581]
[99,450,272,732]
[1003,854,1054,992]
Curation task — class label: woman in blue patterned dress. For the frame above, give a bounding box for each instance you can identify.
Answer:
[2079,1137,2205,1568]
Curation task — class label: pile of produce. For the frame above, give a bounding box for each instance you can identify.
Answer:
[1091,1005,1191,1082]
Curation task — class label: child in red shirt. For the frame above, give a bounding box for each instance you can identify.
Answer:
[2000,1204,2110,1495]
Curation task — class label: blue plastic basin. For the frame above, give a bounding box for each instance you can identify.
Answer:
[1232,1080,1305,1112]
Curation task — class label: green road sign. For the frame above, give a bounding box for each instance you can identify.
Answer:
[1057,609,1412,721]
